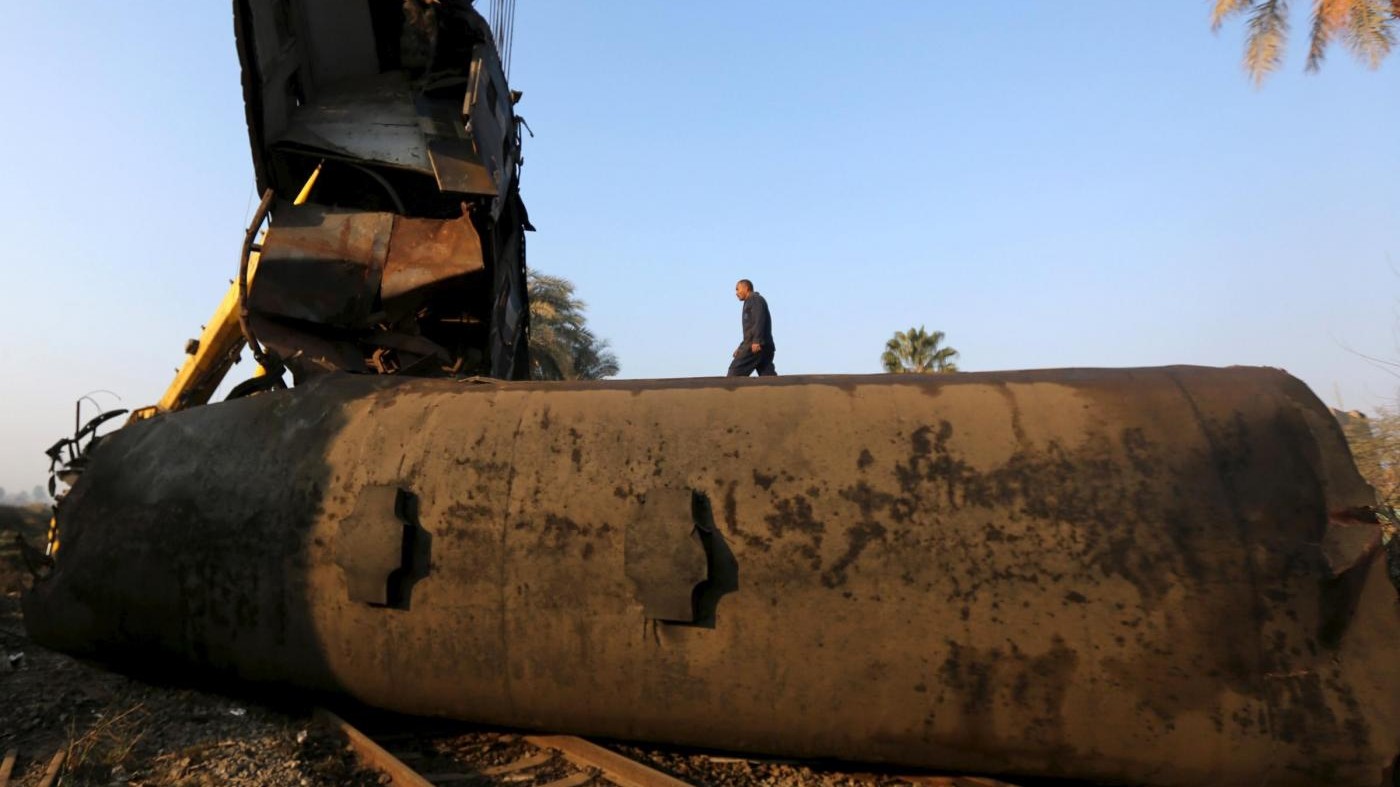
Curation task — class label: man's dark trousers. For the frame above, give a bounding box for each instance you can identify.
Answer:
[728,346,777,377]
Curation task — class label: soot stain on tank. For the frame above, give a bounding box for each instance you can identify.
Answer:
[441,502,494,543]
[836,413,1291,741]
[764,496,825,539]
[821,521,887,588]
[936,636,1080,751]
[880,418,1209,606]
[532,513,603,550]
[765,495,826,570]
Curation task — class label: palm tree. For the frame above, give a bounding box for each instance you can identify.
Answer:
[881,326,959,374]
[527,271,620,381]
[1212,0,1396,84]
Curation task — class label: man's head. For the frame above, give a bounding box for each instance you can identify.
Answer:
[735,279,754,301]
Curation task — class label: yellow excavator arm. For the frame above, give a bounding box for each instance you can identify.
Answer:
[128,165,323,423]
[127,253,262,424]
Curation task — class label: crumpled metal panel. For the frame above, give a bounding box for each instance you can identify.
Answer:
[465,41,516,219]
[277,72,432,173]
[235,0,491,195]
[426,137,498,197]
[381,213,485,302]
[249,205,391,327]
[25,367,1400,787]
[249,315,368,378]
[417,92,499,197]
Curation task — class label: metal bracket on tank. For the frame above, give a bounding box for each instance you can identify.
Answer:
[336,485,430,609]
[624,488,738,625]
[624,488,708,622]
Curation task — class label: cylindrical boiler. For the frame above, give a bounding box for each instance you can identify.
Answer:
[24,366,1400,786]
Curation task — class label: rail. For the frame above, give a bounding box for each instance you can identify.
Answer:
[314,707,1025,787]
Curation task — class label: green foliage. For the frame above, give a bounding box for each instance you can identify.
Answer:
[527,271,620,381]
[881,326,959,374]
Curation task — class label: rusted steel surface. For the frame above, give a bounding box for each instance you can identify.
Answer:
[251,206,391,327]
[381,212,486,302]
[251,206,486,326]
[278,73,432,173]
[901,772,1024,778]
[246,204,490,380]
[34,751,64,787]
[524,737,693,787]
[0,748,16,787]
[23,367,1400,786]
[315,708,436,787]
[234,0,516,208]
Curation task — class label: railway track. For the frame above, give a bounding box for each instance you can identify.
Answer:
[316,708,1025,787]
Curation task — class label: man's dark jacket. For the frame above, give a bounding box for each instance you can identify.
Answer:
[741,292,775,351]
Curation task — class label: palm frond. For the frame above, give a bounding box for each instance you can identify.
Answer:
[526,269,619,381]
[1230,0,1395,78]
[1340,0,1395,68]
[1213,0,1258,30]
[1307,0,1348,70]
[1245,0,1291,85]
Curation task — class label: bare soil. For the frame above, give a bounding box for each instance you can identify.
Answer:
[0,505,378,787]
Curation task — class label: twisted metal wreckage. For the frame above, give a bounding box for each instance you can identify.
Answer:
[22,2,1400,786]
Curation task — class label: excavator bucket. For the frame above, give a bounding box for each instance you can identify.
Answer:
[23,366,1400,787]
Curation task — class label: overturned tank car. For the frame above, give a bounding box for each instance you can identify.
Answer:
[24,366,1400,787]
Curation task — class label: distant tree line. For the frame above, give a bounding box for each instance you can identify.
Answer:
[0,486,50,506]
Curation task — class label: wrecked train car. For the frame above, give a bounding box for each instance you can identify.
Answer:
[24,367,1400,787]
[234,0,531,384]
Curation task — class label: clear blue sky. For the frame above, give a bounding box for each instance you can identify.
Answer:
[0,2,1396,495]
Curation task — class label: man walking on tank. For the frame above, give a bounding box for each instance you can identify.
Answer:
[727,279,777,377]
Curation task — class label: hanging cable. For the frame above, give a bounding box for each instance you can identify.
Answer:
[493,0,506,59]
[482,0,514,76]
[502,0,516,78]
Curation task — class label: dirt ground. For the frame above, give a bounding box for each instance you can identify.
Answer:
[0,504,380,787]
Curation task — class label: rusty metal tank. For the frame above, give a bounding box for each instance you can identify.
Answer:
[23,366,1400,786]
